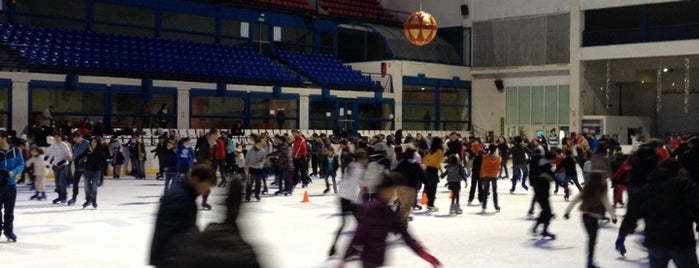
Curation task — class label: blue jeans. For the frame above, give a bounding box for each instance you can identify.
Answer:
[648,247,698,268]
[163,172,180,193]
[134,160,146,178]
[53,166,70,200]
[83,170,100,202]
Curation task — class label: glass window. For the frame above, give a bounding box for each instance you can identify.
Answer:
[32,89,105,114]
[0,87,7,129]
[17,0,85,18]
[250,98,298,129]
[403,86,435,104]
[544,86,559,124]
[221,19,242,37]
[440,105,470,122]
[0,114,7,129]
[192,95,245,117]
[310,100,335,118]
[463,28,472,66]
[558,85,570,124]
[517,86,531,124]
[531,86,545,125]
[505,87,518,125]
[440,88,469,105]
[403,104,434,130]
[94,3,155,28]
[31,88,106,126]
[162,12,214,34]
[111,92,175,129]
[357,102,392,120]
[0,87,8,112]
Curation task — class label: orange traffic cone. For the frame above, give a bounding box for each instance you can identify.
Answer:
[420,192,428,205]
[449,191,454,199]
[301,191,310,203]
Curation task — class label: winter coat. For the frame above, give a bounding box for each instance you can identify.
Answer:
[180,222,261,268]
[442,163,468,182]
[161,149,179,173]
[620,166,699,249]
[149,183,199,266]
[111,150,125,166]
[322,155,339,175]
[209,139,226,161]
[245,147,267,169]
[84,146,106,172]
[26,155,49,177]
[292,135,307,160]
[498,143,510,160]
[177,145,195,168]
[394,159,424,189]
[338,162,365,203]
[0,146,25,185]
[267,143,291,169]
[480,154,501,179]
[509,144,529,166]
[446,140,462,157]
[344,199,424,267]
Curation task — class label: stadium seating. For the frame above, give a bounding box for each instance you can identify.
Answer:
[274,50,381,91]
[0,23,299,85]
[318,0,397,24]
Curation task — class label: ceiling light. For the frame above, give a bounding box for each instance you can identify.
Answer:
[672,82,676,87]
[663,68,669,72]
[641,80,645,84]
[421,87,425,90]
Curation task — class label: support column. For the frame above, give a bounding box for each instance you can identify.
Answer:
[176,87,190,129]
[11,80,29,132]
[569,0,583,133]
[299,94,309,130]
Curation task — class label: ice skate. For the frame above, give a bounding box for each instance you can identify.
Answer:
[67,198,76,205]
[4,232,17,242]
[540,231,556,240]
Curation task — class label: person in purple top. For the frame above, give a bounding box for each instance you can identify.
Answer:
[339,172,441,268]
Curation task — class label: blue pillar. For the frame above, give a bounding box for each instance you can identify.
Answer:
[642,5,648,42]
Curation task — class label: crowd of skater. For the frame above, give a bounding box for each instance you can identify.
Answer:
[2,127,699,267]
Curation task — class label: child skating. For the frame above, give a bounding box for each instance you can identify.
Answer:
[441,155,468,214]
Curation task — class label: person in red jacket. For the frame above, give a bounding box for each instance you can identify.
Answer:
[208,130,227,188]
[291,129,309,188]
[200,129,226,210]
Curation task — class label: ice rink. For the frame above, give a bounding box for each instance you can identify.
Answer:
[2,172,673,268]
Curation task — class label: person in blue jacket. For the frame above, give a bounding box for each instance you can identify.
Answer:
[161,139,180,193]
[0,130,25,242]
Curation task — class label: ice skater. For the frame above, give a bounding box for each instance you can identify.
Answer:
[82,137,106,209]
[564,171,617,268]
[26,147,48,201]
[441,155,468,214]
[322,147,339,194]
[0,130,25,242]
[480,144,501,213]
[530,151,556,239]
[328,149,367,257]
[339,172,441,268]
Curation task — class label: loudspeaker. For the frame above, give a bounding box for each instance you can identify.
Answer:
[460,4,469,16]
[494,79,504,90]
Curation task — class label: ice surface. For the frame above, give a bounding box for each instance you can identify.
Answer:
[3,172,681,268]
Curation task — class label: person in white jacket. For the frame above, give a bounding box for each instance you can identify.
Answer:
[26,147,48,201]
[328,149,368,257]
[45,134,72,204]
